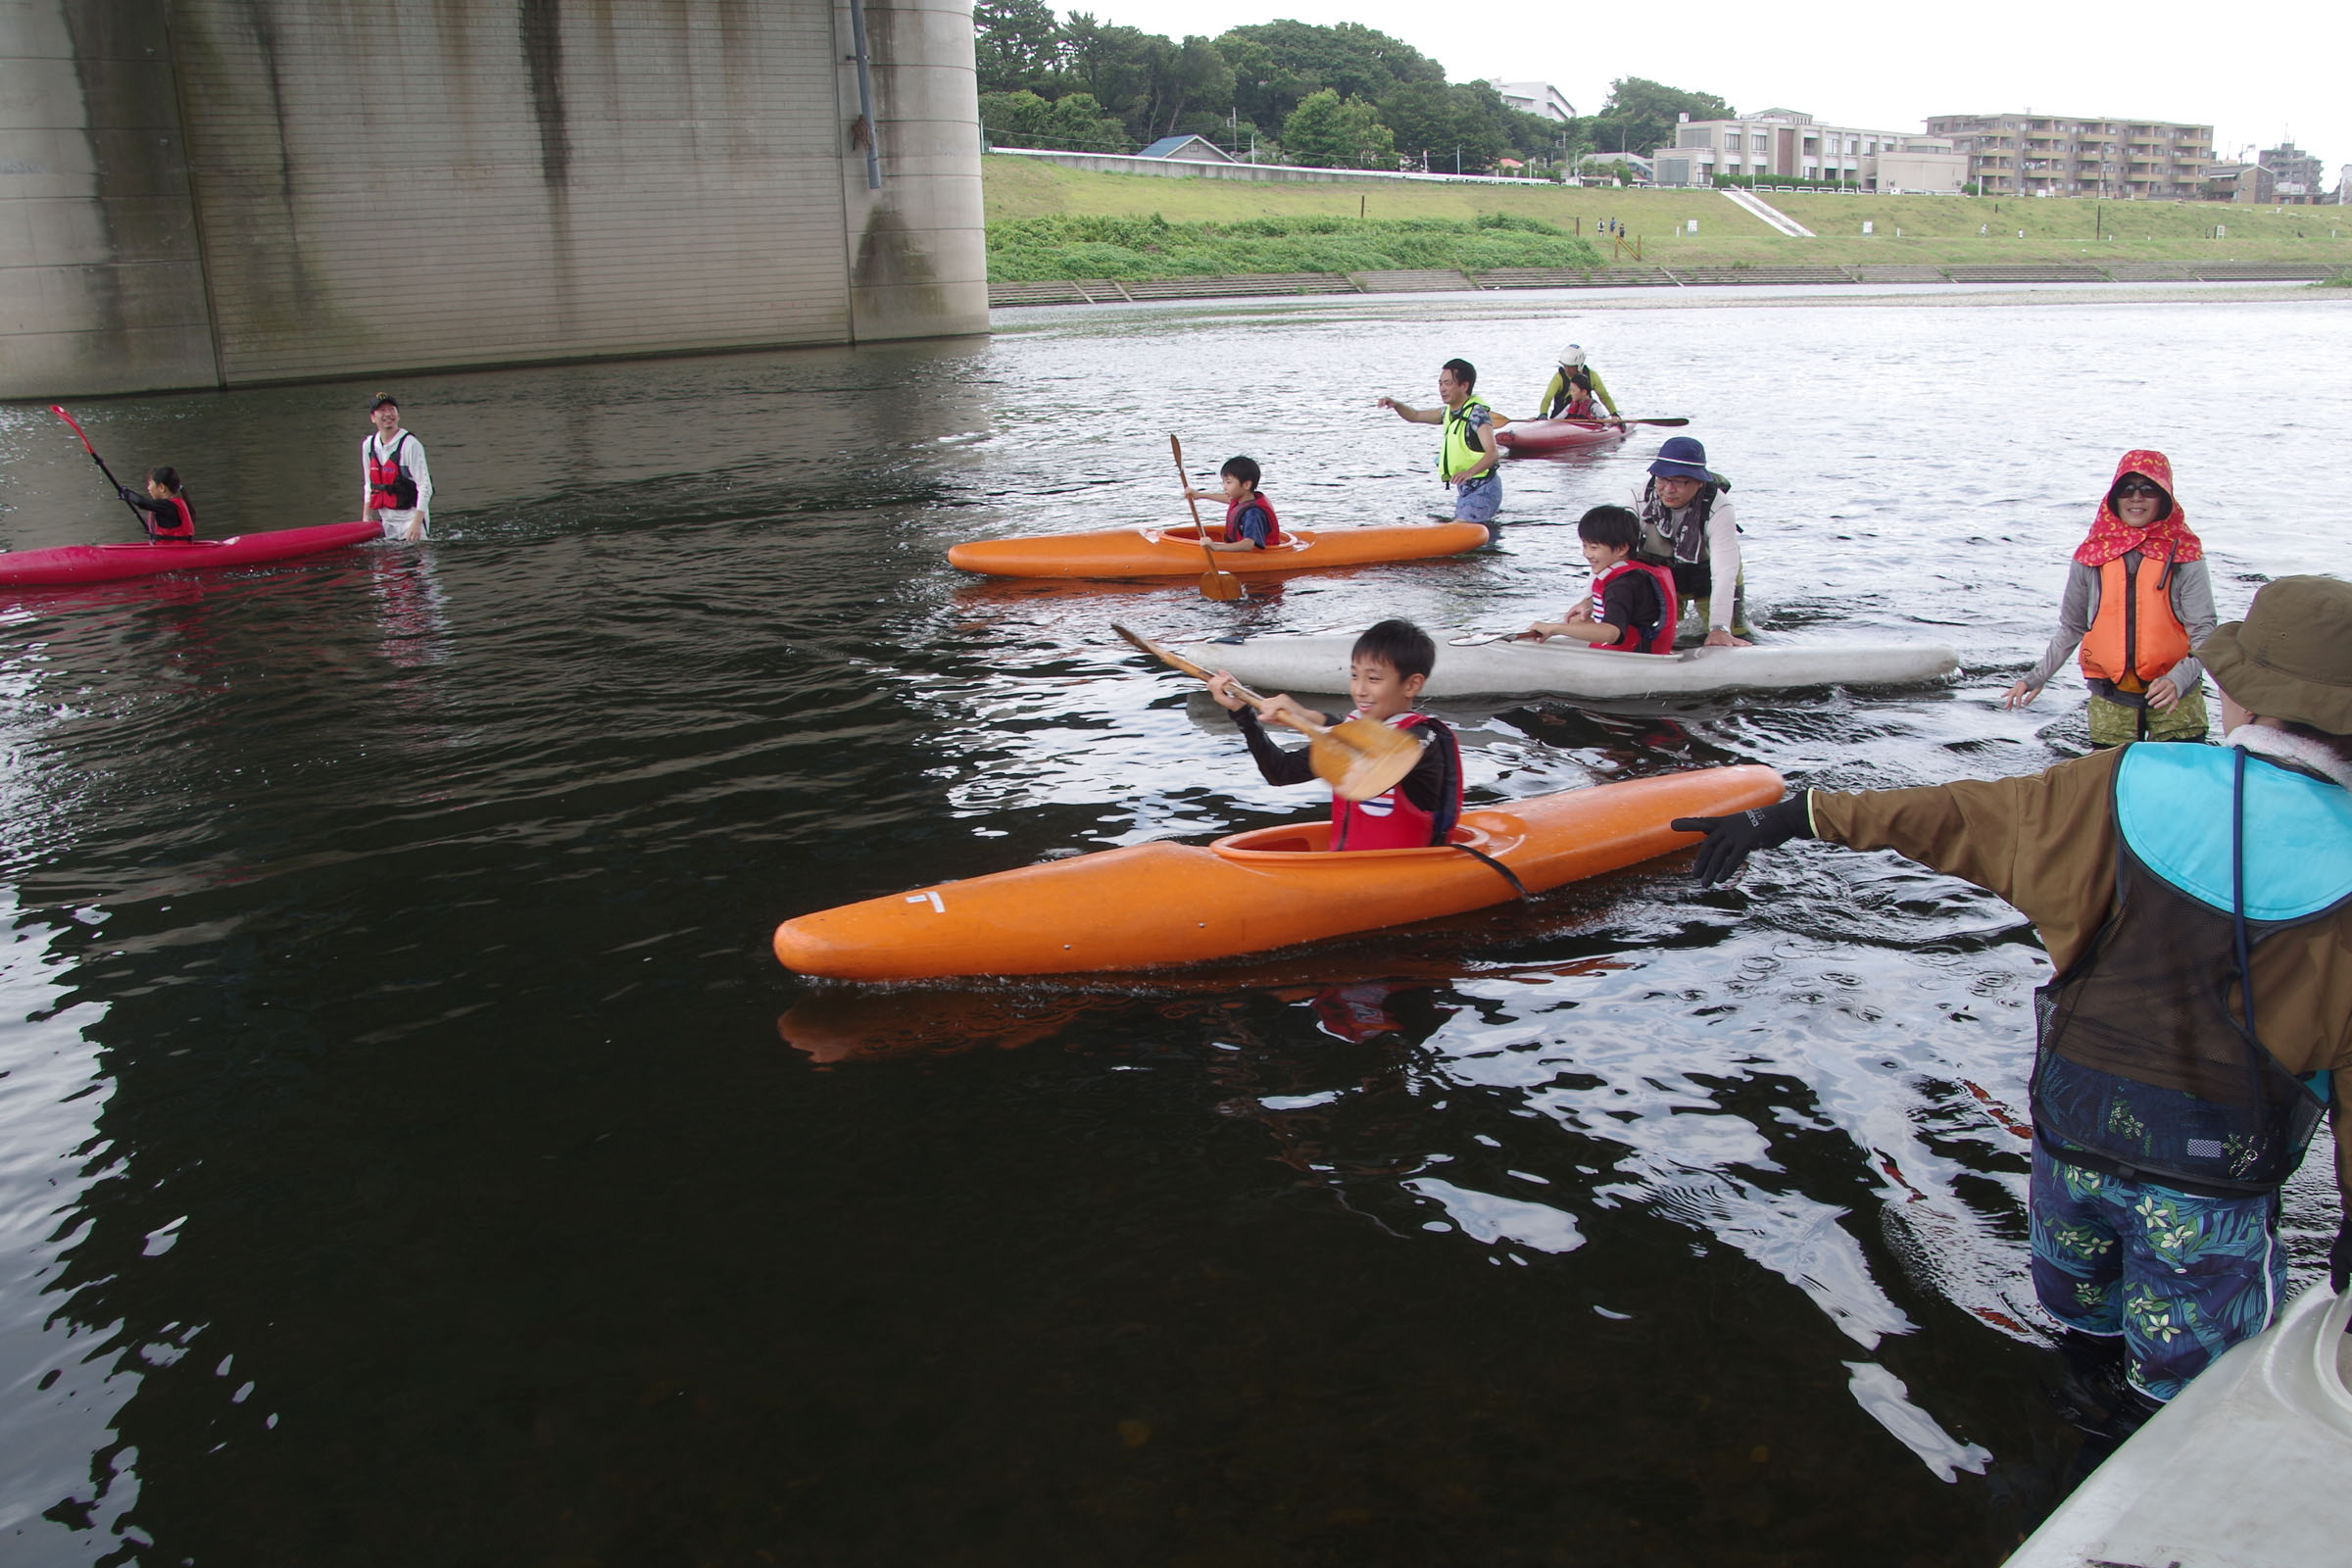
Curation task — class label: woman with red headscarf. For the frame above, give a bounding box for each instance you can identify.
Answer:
[2005,451,2217,745]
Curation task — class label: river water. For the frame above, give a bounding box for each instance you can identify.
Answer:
[0,284,2346,1566]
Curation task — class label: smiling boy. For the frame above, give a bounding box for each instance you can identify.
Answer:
[1206,619,1463,851]
[1523,506,1677,654]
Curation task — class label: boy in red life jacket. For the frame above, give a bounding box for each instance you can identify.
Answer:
[1205,618,1464,851]
[1521,506,1677,654]
[1181,455,1282,552]
[117,466,197,543]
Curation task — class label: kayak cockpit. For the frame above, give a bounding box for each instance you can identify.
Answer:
[1148,524,1312,554]
[1210,811,1527,863]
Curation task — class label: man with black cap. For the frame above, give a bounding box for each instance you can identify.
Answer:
[362,393,434,543]
[1671,575,2352,1409]
[1633,435,1747,647]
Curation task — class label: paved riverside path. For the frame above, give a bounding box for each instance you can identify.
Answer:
[988,260,2347,308]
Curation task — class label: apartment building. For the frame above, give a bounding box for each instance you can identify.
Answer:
[2259,142,2324,202]
[1923,113,2212,198]
[1486,80,1575,123]
[1649,109,1963,191]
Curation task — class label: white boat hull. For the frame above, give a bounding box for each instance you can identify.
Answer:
[1175,634,1961,699]
[2003,1286,2352,1568]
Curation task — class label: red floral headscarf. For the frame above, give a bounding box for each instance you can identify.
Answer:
[2074,449,2203,567]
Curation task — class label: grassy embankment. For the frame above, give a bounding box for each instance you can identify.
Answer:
[985,154,2352,278]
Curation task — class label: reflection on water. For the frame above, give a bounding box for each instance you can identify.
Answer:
[0,294,2347,1564]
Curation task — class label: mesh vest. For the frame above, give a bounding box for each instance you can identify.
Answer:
[2029,744,2351,1196]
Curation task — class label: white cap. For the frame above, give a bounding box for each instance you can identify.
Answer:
[1558,344,1585,368]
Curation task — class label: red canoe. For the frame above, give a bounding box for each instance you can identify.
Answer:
[0,521,382,588]
[1496,419,1630,458]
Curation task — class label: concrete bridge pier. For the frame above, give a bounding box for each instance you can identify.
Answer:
[1,0,988,400]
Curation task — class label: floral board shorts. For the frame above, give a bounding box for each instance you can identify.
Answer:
[2029,1146,2282,1401]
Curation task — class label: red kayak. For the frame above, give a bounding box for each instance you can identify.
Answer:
[0,521,381,588]
[1496,419,1629,458]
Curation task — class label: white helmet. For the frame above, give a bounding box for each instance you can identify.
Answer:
[1558,344,1586,368]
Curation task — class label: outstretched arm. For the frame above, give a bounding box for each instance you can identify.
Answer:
[1378,397,1442,424]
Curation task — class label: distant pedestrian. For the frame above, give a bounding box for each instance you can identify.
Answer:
[1378,358,1501,524]
[2005,451,2215,746]
[362,393,434,543]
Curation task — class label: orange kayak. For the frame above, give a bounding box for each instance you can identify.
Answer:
[945,521,1490,579]
[774,764,1785,981]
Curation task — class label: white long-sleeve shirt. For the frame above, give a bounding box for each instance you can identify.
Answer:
[361,429,433,526]
[1629,483,1740,629]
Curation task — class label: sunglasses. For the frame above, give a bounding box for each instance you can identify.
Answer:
[2114,479,2165,498]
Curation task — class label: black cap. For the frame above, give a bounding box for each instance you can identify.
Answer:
[368,392,399,411]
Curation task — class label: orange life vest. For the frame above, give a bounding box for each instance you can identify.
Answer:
[2079,550,2188,692]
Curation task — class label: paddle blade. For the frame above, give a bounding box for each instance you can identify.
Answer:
[1199,568,1243,602]
[1310,718,1424,803]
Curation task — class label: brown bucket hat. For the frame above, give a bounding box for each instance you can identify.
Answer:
[2197,575,2352,734]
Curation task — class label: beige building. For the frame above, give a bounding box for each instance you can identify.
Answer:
[1924,113,2212,198]
[1650,109,1964,191]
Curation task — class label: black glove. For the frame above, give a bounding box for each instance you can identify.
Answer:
[2331,1212,2350,1295]
[117,483,136,503]
[1669,795,1813,886]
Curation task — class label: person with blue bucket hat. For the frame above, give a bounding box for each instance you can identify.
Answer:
[1378,358,1502,525]
[1632,435,1748,646]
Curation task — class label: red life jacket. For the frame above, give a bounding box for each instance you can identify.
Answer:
[1588,559,1678,655]
[148,495,195,542]
[1328,713,1461,851]
[368,433,418,513]
[1223,491,1282,547]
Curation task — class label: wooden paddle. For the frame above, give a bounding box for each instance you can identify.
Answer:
[1112,623,1423,803]
[1171,435,1242,602]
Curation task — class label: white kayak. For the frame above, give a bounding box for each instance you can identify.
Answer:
[1173,633,1961,700]
[2003,1285,2352,1568]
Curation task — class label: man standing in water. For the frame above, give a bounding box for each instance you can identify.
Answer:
[362,393,434,543]
[1635,437,1748,647]
[1672,576,2352,1418]
[1379,359,1500,524]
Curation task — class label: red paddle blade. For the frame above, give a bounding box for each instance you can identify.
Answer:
[50,405,98,455]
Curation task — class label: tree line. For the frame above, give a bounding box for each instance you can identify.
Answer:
[974,5,1735,176]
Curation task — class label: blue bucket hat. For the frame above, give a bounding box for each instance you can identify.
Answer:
[1648,436,1712,481]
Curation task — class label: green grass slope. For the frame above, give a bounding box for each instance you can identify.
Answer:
[984,155,2352,273]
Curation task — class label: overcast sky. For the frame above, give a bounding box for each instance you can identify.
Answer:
[1062,0,2346,176]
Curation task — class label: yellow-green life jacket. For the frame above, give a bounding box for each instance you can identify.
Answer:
[1441,396,1494,481]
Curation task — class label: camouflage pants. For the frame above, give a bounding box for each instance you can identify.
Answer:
[2086,686,2210,746]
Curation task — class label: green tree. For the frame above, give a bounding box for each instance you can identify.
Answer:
[973,0,1062,95]
[979,89,1055,146]
[981,88,1124,152]
[1047,91,1127,152]
[1375,80,1517,173]
[1216,22,1443,131]
[1590,76,1735,161]
[1281,88,1396,170]
[1153,35,1233,140]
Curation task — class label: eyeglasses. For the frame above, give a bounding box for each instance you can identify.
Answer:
[2114,479,2165,498]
